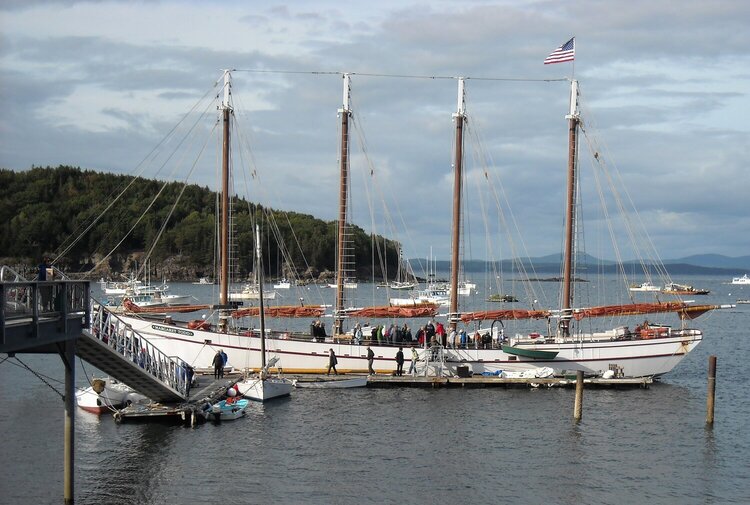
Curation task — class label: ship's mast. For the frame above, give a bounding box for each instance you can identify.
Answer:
[334,73,352,336]
[449,78,466,331]
[219,69,232,308]
[561,79,580,337]
[255,224,267,368]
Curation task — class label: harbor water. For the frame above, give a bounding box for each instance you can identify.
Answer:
[1,275,749,504]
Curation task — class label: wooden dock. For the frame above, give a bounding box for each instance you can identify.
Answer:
[289,372,651,389]
[365,375,652,389]
[113,375,238,424]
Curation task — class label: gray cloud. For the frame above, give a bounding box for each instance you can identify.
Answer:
[1,0,748,261]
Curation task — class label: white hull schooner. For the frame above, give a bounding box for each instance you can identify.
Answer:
[110,71,726,379]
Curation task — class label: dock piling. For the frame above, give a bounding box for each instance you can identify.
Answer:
[706,355,717,426]
[573,370,584,421]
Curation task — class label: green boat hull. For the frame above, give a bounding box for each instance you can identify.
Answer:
[502,345,559,360]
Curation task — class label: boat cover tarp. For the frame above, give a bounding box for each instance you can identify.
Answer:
[572,302,717,320]
[231,306,326,318]
[460,309,552,323]
[461,302,718,322]
[122,299,209,313]
[346,304,439,318]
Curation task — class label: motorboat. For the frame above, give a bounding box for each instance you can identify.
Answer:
[75,378,148,414]
[628,282,661,292]
[208,397,249,421]
[731,274,750,285]
[273,278,292,289]
[661,282,710,295]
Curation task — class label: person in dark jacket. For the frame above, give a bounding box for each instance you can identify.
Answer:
[395,347,405,376]
[367,346,375,375]
[327,348,338,375]
[212,350,223,379]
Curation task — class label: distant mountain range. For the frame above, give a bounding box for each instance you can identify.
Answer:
[410,254,750,275]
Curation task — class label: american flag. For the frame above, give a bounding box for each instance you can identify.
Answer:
[544,37,575,64]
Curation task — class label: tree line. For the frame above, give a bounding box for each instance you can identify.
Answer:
[0,166,399,280]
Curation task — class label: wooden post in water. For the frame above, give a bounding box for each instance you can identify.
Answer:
[62,339,76,504]
[706,355,717,425]
[573,370,584,421]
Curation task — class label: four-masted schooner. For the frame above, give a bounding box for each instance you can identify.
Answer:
[109,70,724,378]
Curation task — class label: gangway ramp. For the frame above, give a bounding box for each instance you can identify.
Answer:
[80,304,190,403]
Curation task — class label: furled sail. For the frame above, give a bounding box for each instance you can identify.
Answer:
[121,299,209,313]
[346,304,439,318]
[571,302,718,320]
[231,306,326,318]
[460,309,552,323]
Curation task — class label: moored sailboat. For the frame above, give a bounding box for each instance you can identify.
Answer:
[237,225,294,401]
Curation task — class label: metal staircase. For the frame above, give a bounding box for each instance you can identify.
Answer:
[81,303,190,403]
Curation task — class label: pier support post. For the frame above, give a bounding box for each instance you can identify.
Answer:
[706,355,717,426]
[573,370,584,421]
[62,339,76,504]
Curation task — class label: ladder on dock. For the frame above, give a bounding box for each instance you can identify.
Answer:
[420,344,447,377]
[79,303,190,403]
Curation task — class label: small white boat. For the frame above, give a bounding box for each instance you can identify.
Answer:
[75,378,147,414]
[208,398,249,421]
[731,274,750,285]
[192,277,214,285]
[629,282,661,292]
[229,284,277,301]
[294,376,368,389]
[238,376,294,401]
[273,278,292,289]
[327,279,358,289]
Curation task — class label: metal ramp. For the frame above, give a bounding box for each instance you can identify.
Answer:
[81,303,190,403]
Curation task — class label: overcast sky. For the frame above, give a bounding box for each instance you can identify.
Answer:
[1,0,748,263]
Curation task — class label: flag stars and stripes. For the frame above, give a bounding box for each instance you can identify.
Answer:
[544,37,575,64]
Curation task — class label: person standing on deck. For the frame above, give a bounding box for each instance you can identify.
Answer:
[327,348,338,376]
[220,349,228,377]
[212,350,223,379]
[395,347,404,376]
[367,346,375,375]
[408,346,419,376]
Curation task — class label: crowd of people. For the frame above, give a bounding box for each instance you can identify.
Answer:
[341,319,503,350]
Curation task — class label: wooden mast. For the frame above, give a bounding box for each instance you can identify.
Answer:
[334,73,351,336]
[219,69,232,308]
[561,79,579,337]
[449,78,466,331]
[255,224,267,368]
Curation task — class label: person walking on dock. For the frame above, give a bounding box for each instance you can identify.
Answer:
[395,347,404,376]
[408,346,419,376]
[367,346,375,375]
[327,348,338,375]
[212,350,223,379]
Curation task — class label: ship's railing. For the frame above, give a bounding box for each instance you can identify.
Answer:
[1,280,89,323]
[89,303,191,398]
[419,344,446,377]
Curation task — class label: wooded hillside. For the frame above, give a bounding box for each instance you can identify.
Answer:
[0,166,399,280]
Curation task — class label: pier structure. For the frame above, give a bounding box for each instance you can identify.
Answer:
[1,279,194,503]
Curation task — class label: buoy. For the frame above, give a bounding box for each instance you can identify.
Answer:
[226,387,237,397]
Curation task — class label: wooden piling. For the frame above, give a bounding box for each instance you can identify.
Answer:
[63,339,76,505]
[706,355,717,425]
[573,370,584,421]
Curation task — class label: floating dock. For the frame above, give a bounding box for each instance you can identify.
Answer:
[365,375,652,389]
[113,375,238,424]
